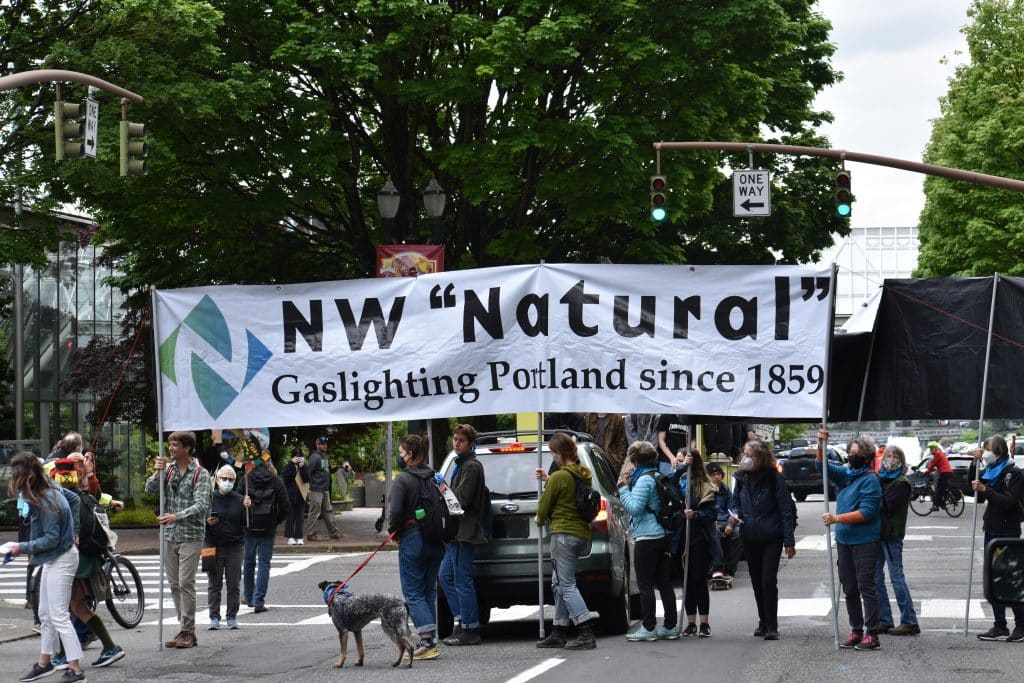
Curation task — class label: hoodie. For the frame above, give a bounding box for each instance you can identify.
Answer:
[535,462,593,541]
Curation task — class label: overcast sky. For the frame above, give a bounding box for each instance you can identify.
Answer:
[814,0,974,228]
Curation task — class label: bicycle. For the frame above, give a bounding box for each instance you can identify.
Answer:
[909,478,965,518]
[31,546,146,629]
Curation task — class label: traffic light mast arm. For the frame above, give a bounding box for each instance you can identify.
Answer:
[653,141,1024,194]
[0,69,142,102]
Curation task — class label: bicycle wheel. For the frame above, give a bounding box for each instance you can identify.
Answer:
[944,488,965,518]
[105,555,145,628]
[909,487,933,516]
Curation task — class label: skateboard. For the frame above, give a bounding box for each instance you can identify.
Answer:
[709,575,733,591]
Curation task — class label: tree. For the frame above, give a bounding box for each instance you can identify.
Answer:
[916,0,1024,277]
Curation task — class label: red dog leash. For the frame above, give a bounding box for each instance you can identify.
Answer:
[325,530,398,606]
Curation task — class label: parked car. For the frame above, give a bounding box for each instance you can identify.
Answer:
[436,430,639,637]
[777,446,844,501]
[908,453,974,496]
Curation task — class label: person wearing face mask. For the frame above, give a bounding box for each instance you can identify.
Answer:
[971,435,1024,642]
[817,429,883,651]
[874,446,919,636]
[281,448,310,545]
[732,440,796,640]
[204,465,245,630]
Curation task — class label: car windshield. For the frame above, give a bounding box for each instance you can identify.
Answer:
[443,449,555,498]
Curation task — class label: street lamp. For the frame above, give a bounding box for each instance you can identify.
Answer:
[422,177,447,244]
[377,178,400,244]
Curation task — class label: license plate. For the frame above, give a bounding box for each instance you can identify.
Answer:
[493,516,530,539]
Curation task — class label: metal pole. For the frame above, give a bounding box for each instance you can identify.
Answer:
[149,287,166,650]
[385,422,394,517]
[855,323,878,421]
[965,273,999,636]
[537,413,545,639]
[12,120,24,445]
[680,460,691,627]
[820,264,841,651]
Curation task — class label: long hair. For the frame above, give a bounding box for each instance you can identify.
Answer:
[881,445,908,474]
[8,452,58,512]
[549,432,579,462]
[685,448,711,488]
[400,433,430,468]
[744,439,777,474]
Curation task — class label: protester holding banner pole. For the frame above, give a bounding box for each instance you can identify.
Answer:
[818,431,883,651]
[678,450,717,638]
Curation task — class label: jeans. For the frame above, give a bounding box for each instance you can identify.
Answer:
[550,533,596,627]
[875,539,917,626]
[713,523,743,575]
[933,472,951,507]
[208,543,244,619]
[164,540,202,633]
[439,541,480,629]
[304,490,338,537]
[635,536,676,631]
[398,528,445,635]
[40,546,81,662]
[745,538,783,629]
[985,533,1024,628]
[837,541,879,634]
[243,534,274,608]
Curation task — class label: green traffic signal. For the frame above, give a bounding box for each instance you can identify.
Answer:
[650,175,667,222]
[834,170,852,217]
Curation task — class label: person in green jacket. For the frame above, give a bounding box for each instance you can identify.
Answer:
[534,432,600,650]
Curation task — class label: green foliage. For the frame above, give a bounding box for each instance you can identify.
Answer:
[108,506,158,526]
[0,497,17,526]
[917,0,1024,276]
[778,422,814,444]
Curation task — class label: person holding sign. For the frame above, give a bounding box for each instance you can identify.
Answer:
[282,448,310,545]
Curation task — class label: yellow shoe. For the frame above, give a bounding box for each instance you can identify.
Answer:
[412,639,439,660]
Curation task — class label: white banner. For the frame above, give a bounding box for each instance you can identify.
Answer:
[154,264,833,429]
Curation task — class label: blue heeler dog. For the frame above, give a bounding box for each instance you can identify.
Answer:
[318,581,415,668]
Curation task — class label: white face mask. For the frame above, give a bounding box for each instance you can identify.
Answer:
[983,450,998,466]
[739,456,754,472]
[882,457,898,472]
[218,480,235,494]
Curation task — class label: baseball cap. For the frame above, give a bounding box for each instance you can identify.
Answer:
[316,436,330,444]
[707,464,724,476]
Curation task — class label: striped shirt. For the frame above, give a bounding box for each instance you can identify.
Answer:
[145,458,210,543]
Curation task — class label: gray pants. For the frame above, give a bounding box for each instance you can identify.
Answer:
[304,489,339,537]
[165,540,202,633]
[207,543,243,620]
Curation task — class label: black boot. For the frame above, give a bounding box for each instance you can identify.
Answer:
[564,620,597,650]
[536,625,569,648]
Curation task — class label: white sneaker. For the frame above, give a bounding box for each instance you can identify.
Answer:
[296,538,304,545]
[287,538,297,545]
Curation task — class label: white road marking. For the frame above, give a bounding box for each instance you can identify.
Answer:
[919,599,987,619]
[506,658,565,683]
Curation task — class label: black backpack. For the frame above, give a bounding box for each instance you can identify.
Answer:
[644,471,685,532]
[247,482,278,533]
[74,490,109,557]
[415,472,458,543]
[566,471,601,523]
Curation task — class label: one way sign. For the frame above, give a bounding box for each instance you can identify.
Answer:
[732,169,771,217]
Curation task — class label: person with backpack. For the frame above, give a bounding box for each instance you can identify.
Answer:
[304,435,342,542]
[145,430,211,649]
[732,440,796,641]
[388,433,447,661]
[971,435,1024,642]
[617,441,679,641]
[205,465,246,630]
[874,445,919,636]
[674,449,718,638]
[439,423,489,647]
[534,432,601,650]
[817,429,883,651]
[242,456,290,614]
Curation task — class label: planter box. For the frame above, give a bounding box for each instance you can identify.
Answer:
[350,486,366,507]
[332,500,353,512]
[364,477,388,507]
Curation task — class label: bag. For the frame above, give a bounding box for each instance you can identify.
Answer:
[644,471,685,532]
[295,466,310,500]
[74,490,110,558]
[246,483,278,533]
[414,473,457,543]
[200,546,217,573]
[566,471,601,523]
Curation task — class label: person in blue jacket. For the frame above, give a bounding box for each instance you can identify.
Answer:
[617,441,678,641]
[817,428,883,651]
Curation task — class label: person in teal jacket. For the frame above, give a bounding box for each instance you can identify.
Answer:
[617,441,678,642]
[817,429,883,651]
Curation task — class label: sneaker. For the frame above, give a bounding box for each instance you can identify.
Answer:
[1008,627,1024,643]
[854,634,880,651]
[443,628,481,645]
[681,623,698,637]
[207,617,220,630]
[711,570,725,580]
[625,626,659,642]
[227,618,238,630]
[296,538,304,545]
[978,625,1010,641]
[656,625,681,640]
[412,639,439,660]
[91,646,125,668]
[59,671,85,683]
[889,623,921,636]
[254,605,268,614]
[329,531,343,540]
[840,631,862,649]
[50,655,68,671]
[287,538,297,545]
[32,623,42,635]
[763,628,779,640]
[698,623,712,638]
[18,662,55,682]
[306,534,322,542]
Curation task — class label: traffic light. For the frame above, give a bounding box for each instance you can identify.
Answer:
[650,175,667,221]
[54,100,85,161]
[834,170,852,217]
[120,120,148,176]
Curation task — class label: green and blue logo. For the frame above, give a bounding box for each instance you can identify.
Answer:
[159,295,272,419]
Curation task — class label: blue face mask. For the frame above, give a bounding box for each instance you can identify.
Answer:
[17,493,29,519]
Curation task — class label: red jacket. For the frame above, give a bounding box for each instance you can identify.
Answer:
[924,449,953,474]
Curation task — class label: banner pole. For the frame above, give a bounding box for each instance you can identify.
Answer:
[965,273,999,636]
[537,413,545,639]
[820,265,840,652]
[150,287,167,651]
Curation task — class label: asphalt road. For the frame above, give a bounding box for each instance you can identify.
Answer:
[1,497,1021,682]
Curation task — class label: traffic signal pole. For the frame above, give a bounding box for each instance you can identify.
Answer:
[0,68,143,103]
[653,141,1024,194]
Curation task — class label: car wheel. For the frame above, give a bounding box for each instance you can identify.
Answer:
[794,492,808,502]
[437,588,455,639]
